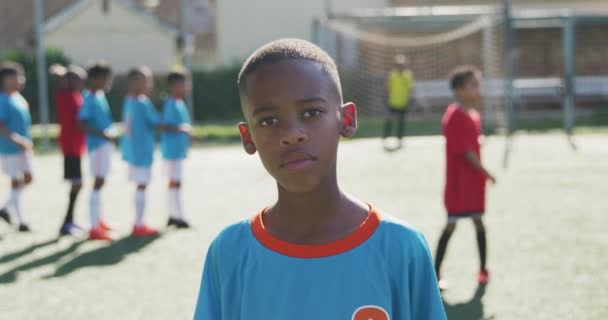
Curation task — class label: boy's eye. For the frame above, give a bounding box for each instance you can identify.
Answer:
[259,117,278,127]
[303,109,322,119]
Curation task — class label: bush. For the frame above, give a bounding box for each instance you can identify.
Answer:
[3,49,244,123]
[191,64,242,121]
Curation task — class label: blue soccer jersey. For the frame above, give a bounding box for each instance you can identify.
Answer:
[79,90,114,152]
[120,95,159,167]
[161,97,191,160]
[194,206,446,320]
[0,92,32,155]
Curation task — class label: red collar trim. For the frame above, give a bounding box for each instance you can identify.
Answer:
[250,205,381,258]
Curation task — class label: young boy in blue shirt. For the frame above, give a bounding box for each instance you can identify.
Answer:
[161,71,192,229]
[120,66,160,237]
[0,61,33,232]
[79,62,117,241]
[194,39,445,319]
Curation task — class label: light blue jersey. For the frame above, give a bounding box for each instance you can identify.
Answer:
[194,207,446,320]
[120,95,159,167]
[0,92,31,155]
[161,97,190,160]
[79,90,114,152]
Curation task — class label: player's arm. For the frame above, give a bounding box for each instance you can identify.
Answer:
[0,122,32,150]
[78,120,115,142]
[405,232,447,320]
[464,151,496,184]
[159,105,192,135]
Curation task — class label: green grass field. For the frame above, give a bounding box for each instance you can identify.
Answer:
[1,132,607,319]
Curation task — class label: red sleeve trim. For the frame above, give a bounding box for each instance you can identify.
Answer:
[250,205,381,258]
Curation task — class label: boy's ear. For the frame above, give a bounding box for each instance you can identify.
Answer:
[238,122,257,155]
[340,102,357,138]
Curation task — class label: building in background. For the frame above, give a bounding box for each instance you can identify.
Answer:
[0,0,214,73]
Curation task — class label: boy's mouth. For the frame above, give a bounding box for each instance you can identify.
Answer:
[280,151,317,171]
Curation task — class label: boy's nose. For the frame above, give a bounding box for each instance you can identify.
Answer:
[280,124,308,145]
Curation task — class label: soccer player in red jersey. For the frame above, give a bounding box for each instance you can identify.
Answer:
[434,66,496,289]
[51,64,87,236]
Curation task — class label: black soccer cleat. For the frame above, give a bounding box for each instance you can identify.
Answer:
[167,217,179,227]
[18,224,31,232]
[0,208,11,224]
[175,219,191,229]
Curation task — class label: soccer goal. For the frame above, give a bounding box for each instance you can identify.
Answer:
[313,3,608,139]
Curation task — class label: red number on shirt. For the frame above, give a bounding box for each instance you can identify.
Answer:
[352,306,389,320]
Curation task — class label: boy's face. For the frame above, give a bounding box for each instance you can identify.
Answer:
[67,74,84,91]
[4,73,25,93]
[91,75,112,92]
[130,74,153,95]
[457,73,481,107]
[170,80,188,98]
[239,59,357,193]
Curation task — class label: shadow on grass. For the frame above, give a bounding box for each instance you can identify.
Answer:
[47,234,160,278]
[0,235,160,283]
[0,238,59,264]
[444,285,494,320]
[0,239,85,284]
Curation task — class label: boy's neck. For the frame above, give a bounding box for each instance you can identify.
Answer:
[171,94,184,100]
[457,100,476,111]
[265,170,369,244]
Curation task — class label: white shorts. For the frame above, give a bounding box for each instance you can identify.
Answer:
[89,142,113,178]
[128,165,152,185]
[1,151,33,179]
[164,160,183,182]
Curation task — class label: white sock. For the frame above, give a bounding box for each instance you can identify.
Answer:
[135,189,146,227]
[10,188,25,225]
[90,190,100,227]
[169,188,183,220]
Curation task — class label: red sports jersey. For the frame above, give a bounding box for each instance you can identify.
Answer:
[55,89,85,156]
[442,103,485,214]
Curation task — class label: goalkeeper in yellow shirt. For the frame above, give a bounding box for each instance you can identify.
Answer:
[383,54,414,150]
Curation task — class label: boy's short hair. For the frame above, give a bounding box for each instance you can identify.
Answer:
[0,61,25,89]
[87,61,112,80]
[449,65,480,91]
[66,64,87,81]
[127,65,152,80]
[238,38,341,97]
[167,70,188,86]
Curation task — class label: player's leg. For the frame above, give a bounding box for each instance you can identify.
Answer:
[473,216,488,284]
[167,160,189,228]
[382,108,395,140]
[60,156,84,235]
[434,221,456,276]
[0,154,18,224]
[2,152,32,231]
[88,144,112,240]
[131,166,158,237]
[396,109,407,148]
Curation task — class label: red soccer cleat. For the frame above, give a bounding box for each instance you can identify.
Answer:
[132,224,159,237]
[89,225,113,241]
[478,269,489,285]
[98,220,113,231]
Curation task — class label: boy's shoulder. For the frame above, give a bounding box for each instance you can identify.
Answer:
[376,211,428,248]
[208,219,253,255]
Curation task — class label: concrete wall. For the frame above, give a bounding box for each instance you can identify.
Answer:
[215,0,387,66]
[46,0,177,73]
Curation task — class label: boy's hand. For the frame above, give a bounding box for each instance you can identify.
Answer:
[180,124,193,138]
[11,134,33,150]
[102,130,119,143]
[17,138,33,151]
[486,172,496,185]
